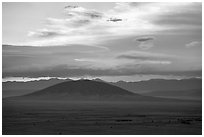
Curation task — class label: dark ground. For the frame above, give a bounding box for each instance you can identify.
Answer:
[2,100,202,135]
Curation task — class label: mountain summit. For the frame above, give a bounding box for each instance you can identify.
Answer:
[7,80,170,102]
[17,80,136,101]
[26,80,135,97]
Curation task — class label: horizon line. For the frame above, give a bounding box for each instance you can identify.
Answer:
[2,76,202,83]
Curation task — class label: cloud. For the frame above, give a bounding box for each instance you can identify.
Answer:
[73,50,173,70]
[116,50,173,64]
[117,50,175,58]
[142,60,171,65]
[3,63,201,78]
[3,3,201,79]
[133,36,155,50]
[2,45,176,78]
[117,54,166,61]
[129,2,201,27]
[28,28,66,38]
[107,18,123,22]
[138,42,154,50]
[185,41,201,48]
[26,6,106,42]
[64,5,79,9]
[64,5,104,19]
[18,2,201,47]
[135,36,154,42]
[3,45,201,78]
[4,44,201,79]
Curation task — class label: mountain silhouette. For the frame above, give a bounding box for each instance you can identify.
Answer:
[6,80,181,102]
[26,79,134,96]
[3,78,72,97]
[3,78,201,100]
[111,78,201,94]
[22,80,136,101]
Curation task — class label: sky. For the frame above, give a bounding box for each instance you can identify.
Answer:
[2,2,202,82]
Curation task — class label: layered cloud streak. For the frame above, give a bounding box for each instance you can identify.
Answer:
[25,2,201,46]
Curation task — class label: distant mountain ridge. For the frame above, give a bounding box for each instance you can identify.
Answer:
[111,78,202,94]
[111,78,202,100]
[6,80,189,102]
[3,78,202,100]
[2,78,72,97]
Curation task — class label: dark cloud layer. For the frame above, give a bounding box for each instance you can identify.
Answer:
[117,55,167,61]
[3,64,201,78]
[135,36,154,42]
[64,5,79,9]
[3,45,201,78]
[31,30,64,38]
[107,18,123,22]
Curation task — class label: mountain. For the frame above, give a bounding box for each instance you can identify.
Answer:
[7,80,179,102]
[92,78,105,82]
[111,78,202,94]
[143,88,202,100]
[2,78,105,98]
[3,78,202,99]
[21,80,136,101]
[2,78,72,98]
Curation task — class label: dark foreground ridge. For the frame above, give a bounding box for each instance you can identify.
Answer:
[5,80,196,102]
